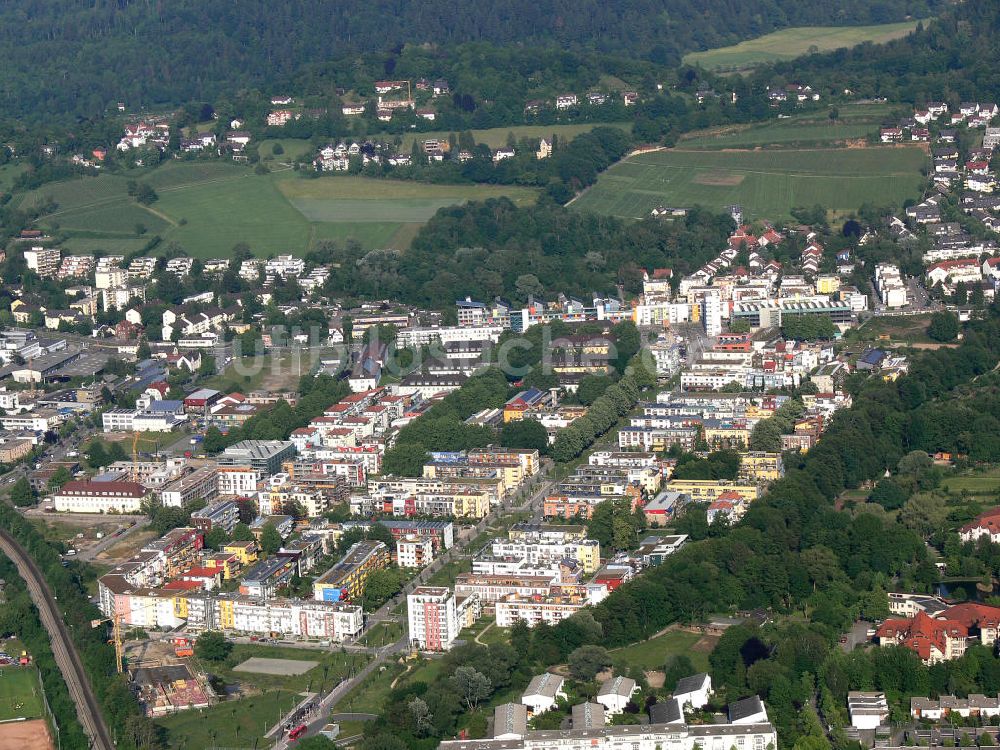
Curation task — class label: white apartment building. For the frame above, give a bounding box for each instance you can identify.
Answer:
[407,586,460,651]
[24,247,61,277]
[53,480,147,513]
[873,263,908,308]
[701,290,723,337]
[397,535,435,568]
[217,466,261,496]
[495,587,608,628]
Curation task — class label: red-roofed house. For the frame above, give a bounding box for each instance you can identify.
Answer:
[926,258,983,286]
[876,610,967,664]
[960,507,1000,544]
[941,603,1000,646]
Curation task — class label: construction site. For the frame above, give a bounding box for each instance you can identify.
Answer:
[123,639,216,718]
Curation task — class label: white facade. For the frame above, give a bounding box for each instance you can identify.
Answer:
[217,467,262,495]
[701,290,723,337]
[521,673,567,715]
[407,587,460,651]
[397,536,435,568]
[597,676,638,715]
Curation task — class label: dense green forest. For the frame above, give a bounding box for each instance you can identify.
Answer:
[0,0,940,120]
[767,0,1000,104]
[315,199,735,308]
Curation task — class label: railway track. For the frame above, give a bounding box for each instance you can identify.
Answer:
[0,528,116,750]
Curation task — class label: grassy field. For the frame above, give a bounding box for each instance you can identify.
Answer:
[0,661,43,721]
[683,20,922,70]
[201,644,367,694]
[679,104,898,150]
[155,689,298,749]
[18,161,538,257]
[942,468,1000,497]
[855,313,935,344]
[572,145,927,221]
[610,629,713,673]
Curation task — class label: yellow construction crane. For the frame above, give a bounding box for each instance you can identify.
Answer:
[90,614,124,674]
[131,430,140,481]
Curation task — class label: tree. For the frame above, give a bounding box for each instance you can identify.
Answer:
[664,654,696,692]
[231,522,254,541]
[362,569,406,610]
[928,311,959,342]
[260,522,282,555]
[382,444,429,477]
[451,666,490,712]
[900,493,949,538]
[9,477,35,507]
[568,645,611,680]
[194,630,232,662]
[47,466,72,490]
[408,696,434,736]
[500,419,548,453]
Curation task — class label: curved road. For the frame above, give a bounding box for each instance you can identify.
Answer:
[0,528,116,750]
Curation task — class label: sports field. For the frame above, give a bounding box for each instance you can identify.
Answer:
[0,666,43,721]
[679,104,897,150]
[18,162,538,257]
[683,20,922,70]
[571,145,927,221]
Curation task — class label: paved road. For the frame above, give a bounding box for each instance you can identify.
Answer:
[0,528,116,750]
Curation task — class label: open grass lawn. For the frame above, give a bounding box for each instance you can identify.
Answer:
[679,104,899,150]
[942,467,1000,497]
[340,661,406,715]
[155,689,298,749]
[856,314,934,344]
[0,662,43,721]
[201,644,367,695]
[17,161,538,257]
[389,122,632,152]
[610,629,712,673]
[683,20,922,70]
[359,620,405,648]
[572,145,926,221]
[258,138,316,162]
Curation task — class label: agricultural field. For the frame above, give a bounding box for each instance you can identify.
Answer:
[16,161,538,257]
[683,20,922,70]
[679,104,899,150]
[389,122,632,152]
[572,145,927,221]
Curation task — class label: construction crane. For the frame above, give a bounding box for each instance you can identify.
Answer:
[131,429,140,481]
[90,614,124,674]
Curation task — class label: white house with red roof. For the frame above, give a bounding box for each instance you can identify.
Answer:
[960,507,1000,544]
[926,258,983,287]
[876,610,968,664]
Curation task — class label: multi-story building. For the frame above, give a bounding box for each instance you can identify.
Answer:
[219,440,296,475]
[239,557,297,599]
[485,536,601,574]
[313,540,390,603]
[396,535,435,568]
[24,247,61,278]
[217,466,262,496]
[378,520,454,551]
[159,466,218,508]
[439,706,777,750]
[190,500,240,534]
[495,587,608,627]
[407,586,460,651]
[53,479,147,513]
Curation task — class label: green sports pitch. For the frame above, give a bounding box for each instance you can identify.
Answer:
[570,145,927,221]
[0,667,43,721]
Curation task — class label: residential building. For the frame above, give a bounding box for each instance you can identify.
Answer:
[522,673,567,715]
[407,586,460,651]
[313,540,390,603]
[189,500,239,534]
[597,676,638,715]
[53,479,147,513]
[847,692,889,730]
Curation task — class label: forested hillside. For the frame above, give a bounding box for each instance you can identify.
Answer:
[768,0,1000,103]
[0,0,940,120]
